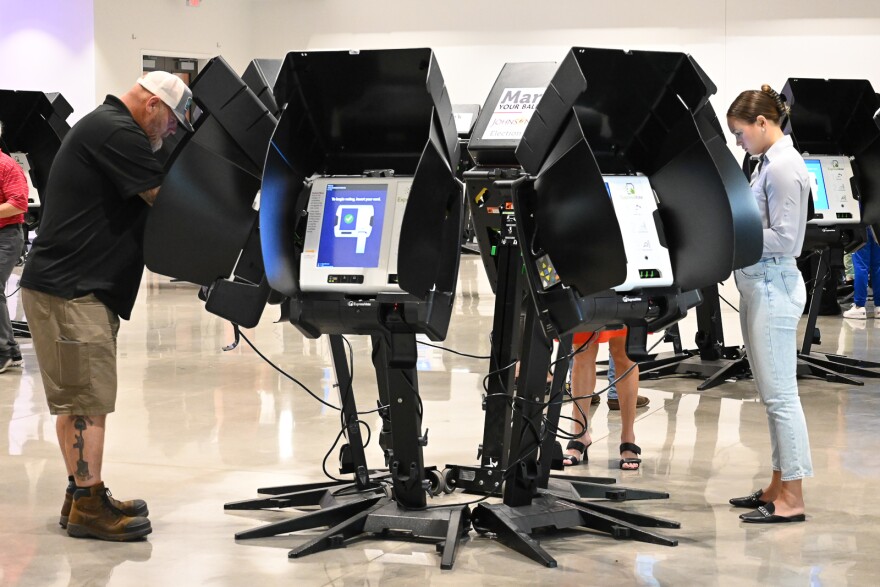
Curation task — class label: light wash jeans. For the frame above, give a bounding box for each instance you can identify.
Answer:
[607,356,618,400]
[736,256,813,481]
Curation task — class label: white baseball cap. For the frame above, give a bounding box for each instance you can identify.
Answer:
[138,71,194,132]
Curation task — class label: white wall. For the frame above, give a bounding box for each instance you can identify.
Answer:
[250,0,880,152]
[251,0,727,103]
[0,0,95,123]
[4,0,880,135]
[93,0,258,107]
[724,0,880,116]
[1,0,261,123]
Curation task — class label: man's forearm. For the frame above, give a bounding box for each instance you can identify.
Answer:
[0,201,27,219]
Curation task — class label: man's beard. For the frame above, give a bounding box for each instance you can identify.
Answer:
[151,138,163,152]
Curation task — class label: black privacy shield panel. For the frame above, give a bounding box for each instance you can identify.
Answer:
[783,78,880,226]
[261,48,460,299]
[515,47,761,296]
[0,89,72,201]
[271,48,457,175]
[243,59,283,117]
[144,56,278,287]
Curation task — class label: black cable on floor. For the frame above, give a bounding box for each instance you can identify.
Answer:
[237,330,387,415]
[417,340,490,360]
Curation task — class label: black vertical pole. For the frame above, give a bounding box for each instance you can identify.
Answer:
[328,334,371,489]
[537,333,570,488]
[801,247,830,355]
[481,215,523,469]
[503,307,552,507]
[695,286,725,360]
[372,328,427,509]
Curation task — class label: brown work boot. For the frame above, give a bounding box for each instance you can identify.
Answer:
[66,483,152,541]
[607,395,650,410]
[60,485,149,528]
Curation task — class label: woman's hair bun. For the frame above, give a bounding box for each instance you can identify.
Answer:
[761,84,790,118]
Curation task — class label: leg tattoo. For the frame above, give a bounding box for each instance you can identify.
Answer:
[72,416,94,482]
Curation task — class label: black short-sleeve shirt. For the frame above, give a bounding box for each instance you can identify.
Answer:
[21,95,164,320]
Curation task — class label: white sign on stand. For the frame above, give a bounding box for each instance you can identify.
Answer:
[453,112,474,135]
[481,87,545,141]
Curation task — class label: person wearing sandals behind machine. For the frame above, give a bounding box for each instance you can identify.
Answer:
[562,327,642,470]
[726,85,812,524]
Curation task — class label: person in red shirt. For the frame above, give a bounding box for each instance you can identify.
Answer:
[0,120,28,373]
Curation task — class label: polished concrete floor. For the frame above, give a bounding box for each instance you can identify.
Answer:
[2,256,879,586]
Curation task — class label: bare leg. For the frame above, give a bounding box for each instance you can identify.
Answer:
[758,471,805,516]
[609,338,640,469]
[565,343,598,461]
[57,415,106,487]
[774,479,805,516]
[759,470,782,503]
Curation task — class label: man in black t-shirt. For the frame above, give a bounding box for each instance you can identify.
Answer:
[20,71,193,542]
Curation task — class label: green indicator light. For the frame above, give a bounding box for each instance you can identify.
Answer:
[491,245,497,256]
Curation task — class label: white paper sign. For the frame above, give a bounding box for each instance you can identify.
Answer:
[453,112,475,134]
[481,87,546,141]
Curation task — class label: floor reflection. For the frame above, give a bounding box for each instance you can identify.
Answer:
[3,258,880,585]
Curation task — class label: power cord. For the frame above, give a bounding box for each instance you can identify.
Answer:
[478,332,599,471]
[718,293,740,313]
[423,494,490,509]
[237,329,387,416]
[236,330,394,483]
[320,420,374,483]
[417,340,490,360]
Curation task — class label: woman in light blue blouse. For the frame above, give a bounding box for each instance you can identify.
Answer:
[726,85,812,524]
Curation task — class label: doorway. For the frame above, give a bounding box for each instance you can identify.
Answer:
[142,55,200,84]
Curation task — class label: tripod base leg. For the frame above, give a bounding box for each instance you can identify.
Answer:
[821,352,880,370]
[637,350,753,391]
[287,501,381,558]
[473,494,679,566]
[438,506,469,570]
[226,487,339,511]
[799,353,880,378]
[546,478,668,501]
[235,495,383,540]
[548,473,616,485]
[472,502,557,568]
[11,320,31,338]
[797,359,864,386]
[569,504,679,546]
[555,495,680,529]
[283,498,471,570]
[255,479,358,495]
[637,353,695,379]
[697,357,752,391]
